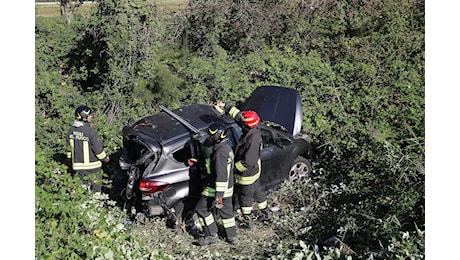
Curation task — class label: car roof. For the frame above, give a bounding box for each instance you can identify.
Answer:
[123,104,231,146]
[123,86,303,148]
[241,85,303,136]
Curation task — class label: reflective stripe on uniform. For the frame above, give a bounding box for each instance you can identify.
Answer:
[96,150,107,160]
[214,105,224,114]
[205,158,211,174]
[228,107,240,118]
[224,187,233,197]
[70,139,74,161]
[222,217,236,228]
[241,206,253,215]
[235,161,247,172]
[70,137,103,170]
[73,161,102,170]
[236,171,260,185]
[215,181,227,192]
[258,200,268,210]
[228,152,234,168]
[202,187,216,197]
[83,141,90,163]
[202,186,233,197]
[204,213,215,226]
[236,159,261,185]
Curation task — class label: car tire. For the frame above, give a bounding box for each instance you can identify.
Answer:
[288,156,312,181]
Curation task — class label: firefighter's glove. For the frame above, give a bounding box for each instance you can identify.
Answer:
[214,197,224,209]
[188,158,198,166]
[213,101,226,116]
[103,157,110,163]
[213,105,224,116]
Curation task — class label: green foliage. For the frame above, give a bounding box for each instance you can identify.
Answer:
[35,17,82,156]
[182,0,293,55]
[35,149,166,259]
[170,46,251,105]
[59,0,85,23]
[35,0,424,258]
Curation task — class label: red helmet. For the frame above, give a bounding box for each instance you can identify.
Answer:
[241,110,260,129]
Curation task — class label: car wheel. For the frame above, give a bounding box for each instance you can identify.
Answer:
[288,156,312,181]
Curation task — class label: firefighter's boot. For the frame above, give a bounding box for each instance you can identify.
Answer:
[197,234,218,246]
[239,214,253,230]
[259,207,272,223]
[227,236,238,245]
[197,225,218,246]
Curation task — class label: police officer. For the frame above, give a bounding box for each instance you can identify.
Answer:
[194,122,238,246]
[215,102,271,230]
[66,105,110,193]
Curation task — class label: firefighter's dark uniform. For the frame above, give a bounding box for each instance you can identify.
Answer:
[195,140,237,245]
[215,104,270,229]
[66,120,108,192]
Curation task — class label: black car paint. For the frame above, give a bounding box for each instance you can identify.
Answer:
[240,85,303,136]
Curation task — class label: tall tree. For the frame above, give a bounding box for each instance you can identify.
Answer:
[60,0,84,24]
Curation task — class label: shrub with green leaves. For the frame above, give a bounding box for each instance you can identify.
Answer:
[35,149,168,259]
[35,0,424,258]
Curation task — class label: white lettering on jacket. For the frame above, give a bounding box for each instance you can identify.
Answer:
[70,131,89,141]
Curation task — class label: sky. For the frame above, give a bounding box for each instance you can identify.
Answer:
[0,0,458,258]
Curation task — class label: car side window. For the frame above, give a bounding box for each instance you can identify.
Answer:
[227,126,242,151]
[276,134,292,146]
[172,141,196,164]
[260,128,275,148]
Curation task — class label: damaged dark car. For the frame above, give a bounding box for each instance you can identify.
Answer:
[119,86,313,227]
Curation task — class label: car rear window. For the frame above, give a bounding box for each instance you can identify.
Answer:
[123,139,154,165]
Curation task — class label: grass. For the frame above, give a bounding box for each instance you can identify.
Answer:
[159,0,189,12]
[35,1,189,17]
[128,200,284,259]
[35,2,93,17]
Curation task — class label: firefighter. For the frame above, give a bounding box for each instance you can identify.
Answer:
[194,122,238,246]
[214,102,271,230]
[66,105,110,193]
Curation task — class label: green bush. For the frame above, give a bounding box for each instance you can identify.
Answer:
[35,0,424,258]
[35,149,167,259]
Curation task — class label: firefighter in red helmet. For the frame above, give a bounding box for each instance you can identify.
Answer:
[66,105,110,193]
[214,102,271,230]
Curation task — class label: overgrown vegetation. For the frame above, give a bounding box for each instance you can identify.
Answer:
[35,0,424,258]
